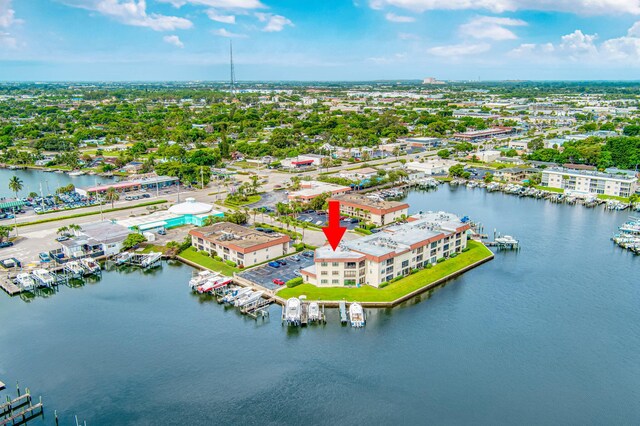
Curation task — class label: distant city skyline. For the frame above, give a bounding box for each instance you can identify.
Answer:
[2,0,640,81]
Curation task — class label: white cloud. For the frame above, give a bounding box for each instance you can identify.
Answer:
[369,0,640,15]
[367,52,407,64]
[206,9,235,24]
[163,34,184,47]
[0,31,17,48]
[427,42,491,57]
[385,12,415,23]
[61,0,193,31]
[157,0,264,8]
[255,12,293,32]
[212,28,247,38]
[0,0,19,29]
[459,16,526,40]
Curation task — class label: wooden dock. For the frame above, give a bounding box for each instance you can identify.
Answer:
[0,402,43,426]
[0,393,31,417]
[339,301,348,324]
[0,280,22,296]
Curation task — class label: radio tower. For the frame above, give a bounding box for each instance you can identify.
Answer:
[229,40,236,98]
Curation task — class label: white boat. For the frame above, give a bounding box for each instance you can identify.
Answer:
[68,170,86,177]
[222,287,252,303]
[80,258,101,274]
[349,303,365,328]
[15,273,36,291]
[32,269,56,287]
[235,290,264,307]
[141,252,162,268]
[308,302,320,322]
[114,252,132,265]
[64,261,85,277]
[284,297,301,325]
[495,235,518,245]
[189,270,217,289]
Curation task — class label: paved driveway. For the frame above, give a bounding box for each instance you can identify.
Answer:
[238,253,314,290]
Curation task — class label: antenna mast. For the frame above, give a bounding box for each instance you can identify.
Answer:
[229,40,236,97]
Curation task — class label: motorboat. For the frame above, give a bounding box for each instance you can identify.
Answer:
[235,290,264,307]
[349,303,365,328]
[285,297,301,325]
[80,257,101,274]
[64,261,85,278]
[222,287,252,303]
[189,270,217,289]
[32,269,56,287]
[308,302,320,322]
[15,273,36,291]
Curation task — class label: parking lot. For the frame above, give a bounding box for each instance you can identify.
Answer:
[296,212,360,230]
[238,252,314,290]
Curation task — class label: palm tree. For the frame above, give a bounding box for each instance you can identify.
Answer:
[8,176,23,200]
[57,226,69,236]
[104,187,119,208]
[300,222,308,242]
[68,224,82,236]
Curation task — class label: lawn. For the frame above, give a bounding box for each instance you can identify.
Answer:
[535,185,564,194]
[597,194,630,202]
[277,240,493,303]
[223,195,261,208]
[178,247,239,276]
[140,244,171,254]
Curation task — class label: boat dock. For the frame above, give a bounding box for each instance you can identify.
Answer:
[0,383,44,426]
[113,252,162,269]
[242,297,274,319]
[339,301,348,324]
[0,281,21,296]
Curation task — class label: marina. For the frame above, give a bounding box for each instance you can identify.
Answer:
[0,187,639,424]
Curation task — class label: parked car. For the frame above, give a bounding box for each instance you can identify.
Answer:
[292,270,301,277]
[142,194,151,199]
[290,255,301,261]
[268,261,280,268]
[0,241,14,248]
[157,228,166,235]
[56,236,69,242]
[277,259,287,265]
[302,251,314,257]
[272,279,285,286]
[39,252,51,262]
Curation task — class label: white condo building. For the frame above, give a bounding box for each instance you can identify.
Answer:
[541,167,638,198]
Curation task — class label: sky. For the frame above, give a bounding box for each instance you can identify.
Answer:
[1,0,640,81]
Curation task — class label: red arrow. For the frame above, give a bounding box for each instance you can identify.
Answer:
[322,200,346,251]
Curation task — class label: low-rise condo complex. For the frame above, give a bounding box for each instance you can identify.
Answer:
[189,222,291,267]
[301,212,471,287]
[330,193,409,226]
[541,167,638,198]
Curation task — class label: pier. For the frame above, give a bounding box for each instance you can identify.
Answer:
[0,383,44,426]
[0,281,21,296]
[113,252,162,269]
[339,301,348,324]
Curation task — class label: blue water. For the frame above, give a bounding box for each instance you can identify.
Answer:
[0,185,638,425]
[0,169,114,198]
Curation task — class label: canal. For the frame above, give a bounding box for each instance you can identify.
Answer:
[0,185,638,425]
[0,169,115,199]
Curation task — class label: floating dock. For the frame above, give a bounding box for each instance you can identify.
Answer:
[0,384,44,426]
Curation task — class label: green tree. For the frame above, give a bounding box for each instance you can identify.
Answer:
[0,225,12,242]
[104,187,120,208]
[483,173,494,183]
[122,233,147,250]
[8,175,23,199]
[437,149,450,159]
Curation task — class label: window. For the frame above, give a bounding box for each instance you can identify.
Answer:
[321,271,328,276]
[416,247,423,254]
[386,258,394,265]
[345,262,357,269]
[344,279,356,286]
[332,271,339,276]
[359,260,365,268]
[321,279,328,284]
[401,260,409,268]
[344,270,356,278]
[332,262,339,267]
[332,279,339,284]
[321,262,328,267]
[430,242,437,248]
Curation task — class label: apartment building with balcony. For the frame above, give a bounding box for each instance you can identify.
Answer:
[301,212,470,287]
[330,194,409,226]
[541,167,638,198]
[189,222,291,267]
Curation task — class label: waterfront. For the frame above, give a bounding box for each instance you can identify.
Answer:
[1,186,639,425]
[0,169,114,198]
